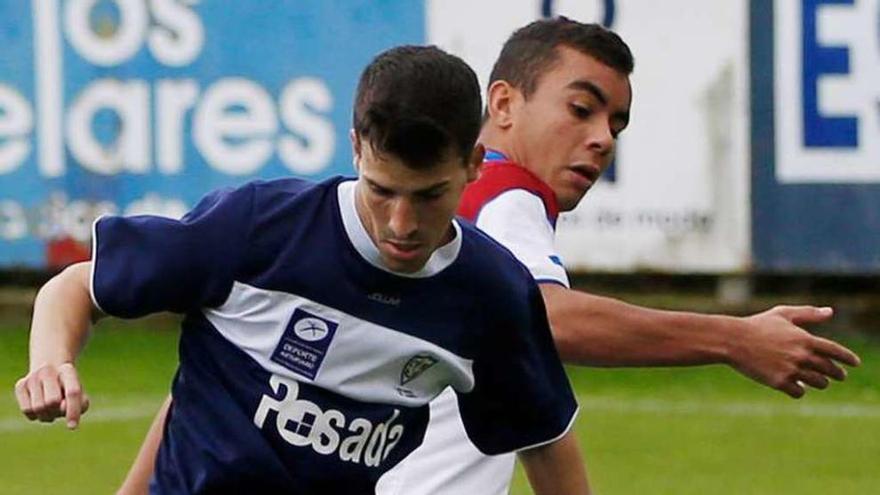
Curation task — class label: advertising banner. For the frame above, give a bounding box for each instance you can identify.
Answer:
[15,1,861,274]
[0,0,422,267]
[752,0,880,272]
[431,0,752,272]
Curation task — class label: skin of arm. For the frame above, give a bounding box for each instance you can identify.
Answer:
[518,430,590,495]
[14,262,100,429]
[116,395,171,495]
[540,283,862,398]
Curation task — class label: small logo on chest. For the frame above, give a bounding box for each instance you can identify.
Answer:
[367,292,401,306]
[400,354,438,386]
[293,317,331,342]
[271,309,339,381]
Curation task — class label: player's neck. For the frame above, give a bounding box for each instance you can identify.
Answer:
[478,129,520,166]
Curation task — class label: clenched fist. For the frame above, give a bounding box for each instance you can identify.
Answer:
[15,362,91,429]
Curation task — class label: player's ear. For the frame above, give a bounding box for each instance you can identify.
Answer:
[466,144,484,183]
[486,80,518,130]
[350,129,361,172]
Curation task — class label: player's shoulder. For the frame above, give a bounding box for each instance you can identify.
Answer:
[238,175,348,213]
[186,176,346,237]
[457,220,536,294]
[455,222,543,330]
[249,175,343,200]
[195,176,325,206]
[477,188,553,227]
[459,161,559,223]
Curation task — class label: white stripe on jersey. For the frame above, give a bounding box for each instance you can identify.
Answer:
[376,388,514,495]
[474,189,570,287]
[379,189,575,495]
[203,281,475,407]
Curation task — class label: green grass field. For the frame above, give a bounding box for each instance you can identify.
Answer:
[1,314,878,494]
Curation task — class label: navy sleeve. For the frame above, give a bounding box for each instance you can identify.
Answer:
[456,278,578,455]
[91,183,256,318]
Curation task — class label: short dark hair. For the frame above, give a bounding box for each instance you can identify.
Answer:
[489,17,634,98]
[353,45,481,168]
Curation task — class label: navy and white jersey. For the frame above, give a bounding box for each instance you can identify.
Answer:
[90,177,577,495]
[377,154,572,495]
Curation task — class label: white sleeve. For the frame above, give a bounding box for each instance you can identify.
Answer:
[474,190,570,288]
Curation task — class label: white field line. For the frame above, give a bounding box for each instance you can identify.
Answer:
[578,395,880,419]
[0,399,164,433]
[2,395,879,434]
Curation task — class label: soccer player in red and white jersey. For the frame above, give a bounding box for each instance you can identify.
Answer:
[374,18,862,495]
[115,18,861,495]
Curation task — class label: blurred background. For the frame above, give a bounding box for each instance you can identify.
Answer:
[0,1,877,493]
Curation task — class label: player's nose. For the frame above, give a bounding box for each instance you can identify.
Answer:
[388,198,418,238]
[585,119,614,156]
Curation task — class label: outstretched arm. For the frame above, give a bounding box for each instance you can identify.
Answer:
[14,262,99,428]
[518,431,590,495]
[541,283,861,398]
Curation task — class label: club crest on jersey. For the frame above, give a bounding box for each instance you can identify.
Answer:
[400,354,437,386]
[271,308,339,380]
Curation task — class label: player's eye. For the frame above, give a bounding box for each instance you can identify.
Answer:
[570,104,593,120]
[369,183,394,197]
[416,190,445,201]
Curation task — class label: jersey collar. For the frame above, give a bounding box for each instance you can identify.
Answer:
[337,180,462,278]
[483,148,509,162]
[468,148,560,225]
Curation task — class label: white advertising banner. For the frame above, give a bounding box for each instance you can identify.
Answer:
[752,0,880,273]
[774,0,879,183]
[428,0,752,273]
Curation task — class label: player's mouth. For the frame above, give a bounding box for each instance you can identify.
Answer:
[383,240,424,261]
[566,164,601,190]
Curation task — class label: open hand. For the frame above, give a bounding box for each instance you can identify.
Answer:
[731,305,861,398]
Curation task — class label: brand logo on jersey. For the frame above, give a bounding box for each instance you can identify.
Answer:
[367,292,401,306]
[254,375,404,467]
[293,317,331,341]
[400,354,437,386]
[271,309,339,380]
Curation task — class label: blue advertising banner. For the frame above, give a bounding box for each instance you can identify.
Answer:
[751,0,880,273]
[0,0,423,268]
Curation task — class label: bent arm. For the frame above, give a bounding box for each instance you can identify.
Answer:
[29,262,100,370]
[518,431,590,495]
[541,283,861,397]
[14,262,101,428]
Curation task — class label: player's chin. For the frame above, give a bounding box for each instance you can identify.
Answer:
[558,186,590,211]
[380,250,428,274]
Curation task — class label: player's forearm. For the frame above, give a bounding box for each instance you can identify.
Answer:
[29,262,98,371]
[118,395,170,495]
[519,431,590,495]
[541,283,737,367]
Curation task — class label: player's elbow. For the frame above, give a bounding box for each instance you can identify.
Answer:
[35,262,96,312]
[52,262,93,294]
[538,284,579,361]
[547,316,581,362]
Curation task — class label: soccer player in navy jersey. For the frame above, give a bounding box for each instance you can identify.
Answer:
[14,45,590,495]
